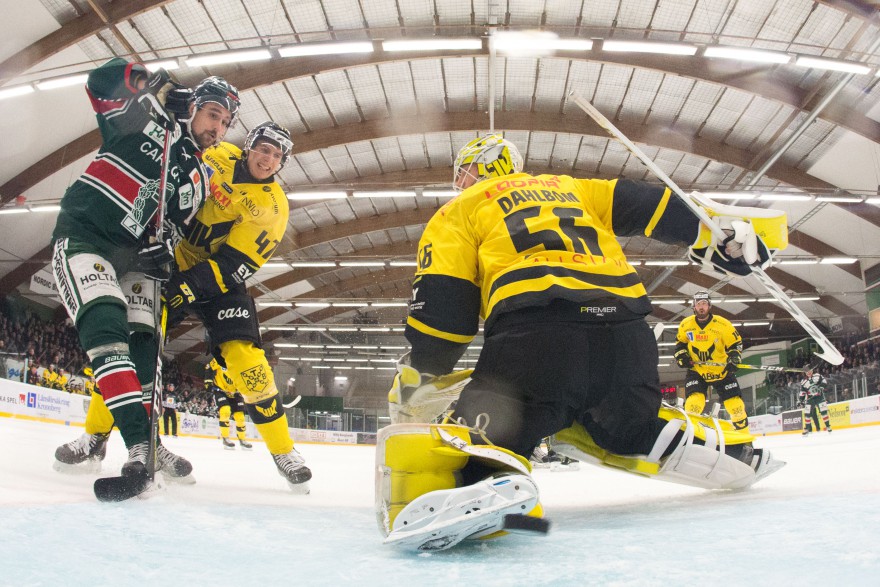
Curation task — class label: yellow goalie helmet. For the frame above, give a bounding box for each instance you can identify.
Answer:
[453,134,523,191]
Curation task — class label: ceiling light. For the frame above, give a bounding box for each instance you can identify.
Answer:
[145,59,180,71]
[313,365,330,369]
[792,296,821,301]
[702,191,758,201]
[644,260,689,266]
[657,363,670,367]
[867,197,880,205]
[715,297,757,303]
[298,327,327,331]
[758,193,812,202]
[287,191,347,200]
[352,191,416,198]
[657,342,676,347]
[279,42,373,57]
[258,302,293,307]
[382,39,482,52]
[338,261,385,267]
[36,74,89,90]
[371,302,408,307]
[0,85,35,100]
[795,56,871,75]
[756,297,777,302]
[332,302,369,307]
[0,208,29,215]
[290,261,336,268]
[774,258,818,265]
[295,302,330,307]
[29,205,61,212]
[820,257,857,264]
[741,321,770,326]
[355,366,374,370]
[389,261,418,267]
[815,195,863,203]
[361,327,390,332]
[261,262,289,268]
[185,49,271,67]
[704,46,790,64]
[603,40,697,55]
[422,190,458,198]
[650,299,686,304]
[328,327,358,332]
[273,343,299,348]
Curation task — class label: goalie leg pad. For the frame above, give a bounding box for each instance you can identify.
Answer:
[376,423,540,548]
[552,405,783,490]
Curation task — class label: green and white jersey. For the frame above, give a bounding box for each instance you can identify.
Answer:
[52,57,208,262]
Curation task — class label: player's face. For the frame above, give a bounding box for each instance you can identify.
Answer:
[694,300,710,318]
[190,103,233,149]
[455,163,479,191]
[246,140,284,181]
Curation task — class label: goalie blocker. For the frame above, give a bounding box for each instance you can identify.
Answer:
[376,423,546,552]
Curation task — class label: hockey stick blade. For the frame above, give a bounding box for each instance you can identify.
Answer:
[503,514,551,535]
[568,92,843,366]
[653,322,665,341]
[94,472,150,502]
[282,395,302,409]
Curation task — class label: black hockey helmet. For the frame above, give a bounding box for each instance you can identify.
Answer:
[244,122,293,168]
[192,76,241,120]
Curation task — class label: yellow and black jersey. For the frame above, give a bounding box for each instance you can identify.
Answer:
[205,360,237,397]
[175,142,289,298]
[675,314,743,381]
[406,173,701,373]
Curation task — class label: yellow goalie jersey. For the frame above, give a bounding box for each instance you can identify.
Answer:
[676,315,742,381]
[406,173,701,372]
[175,142,289,296]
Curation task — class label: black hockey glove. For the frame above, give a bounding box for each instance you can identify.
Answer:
[163,273,197,309]
[144,70,187,129]
[674,348,693,369]
[725,360,739,375]
[135,239,175,282]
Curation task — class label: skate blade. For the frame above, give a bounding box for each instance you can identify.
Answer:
[53,459,102,475]
[160,471,197,485]
[286,480,310,495]
[223,445,236,450]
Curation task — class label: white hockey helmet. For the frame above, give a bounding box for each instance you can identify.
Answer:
[453,134,523,191]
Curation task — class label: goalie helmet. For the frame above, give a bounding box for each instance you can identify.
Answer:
[244,122,293,168]
[453,134,523,191]
[192,76,241,120]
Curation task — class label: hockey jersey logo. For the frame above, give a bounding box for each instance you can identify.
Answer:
[241,365,269,393]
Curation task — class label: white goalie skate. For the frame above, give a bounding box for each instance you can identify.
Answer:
[384,472,540,552]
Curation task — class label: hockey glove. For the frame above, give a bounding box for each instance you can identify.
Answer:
[725,360,739,375]
[144,70,188,129]
[388,362,473,424]
[674,348,693,369]
[135,238,175,282]
[163,272,197,309]
[689,217,771,277]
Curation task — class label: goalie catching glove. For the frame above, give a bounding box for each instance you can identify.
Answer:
[388,358,473,424]
[689,216,771,277]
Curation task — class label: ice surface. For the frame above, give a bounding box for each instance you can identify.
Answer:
[1,418,878,586]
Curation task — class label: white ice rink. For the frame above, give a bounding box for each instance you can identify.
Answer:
[1,417,879,586]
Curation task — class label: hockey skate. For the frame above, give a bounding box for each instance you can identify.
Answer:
[272,449,312,494]
[156,443,195,485]
[53,432,109,474]
[221,437,236,450]
[529,445,551,469]
[239,439,253,450]
[384,472,543,552]
[95,441,162,502]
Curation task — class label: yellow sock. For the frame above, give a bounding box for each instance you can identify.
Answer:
[724,396,750,432]
[684,392,706,415]
[84,391,115,435]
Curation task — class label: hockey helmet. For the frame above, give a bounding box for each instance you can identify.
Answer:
[192,76,241,120]
[693,291,711,306]
[245,122,293,168]
[453,134,523,191]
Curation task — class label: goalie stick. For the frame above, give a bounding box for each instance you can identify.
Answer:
[569,93,843,366]
[696,361,808,374]
[95,119,175,503]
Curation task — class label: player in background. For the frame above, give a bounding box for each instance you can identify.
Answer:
[378,134,784,551]
[205,358,252,449]
[674,291,750,432]
[52,60,240,489]
[799,366,832,435]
